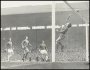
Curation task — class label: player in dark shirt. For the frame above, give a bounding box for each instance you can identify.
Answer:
[21,36,32,61]
[39,40,49,62]
[56,15,72,52]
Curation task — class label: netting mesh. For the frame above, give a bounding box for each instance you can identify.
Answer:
[55,6,87,61]
[1,49,52,62]
[55,25,86,62]
[55,48,86,62]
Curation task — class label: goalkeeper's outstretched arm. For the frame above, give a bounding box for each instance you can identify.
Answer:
[66,14,72,23]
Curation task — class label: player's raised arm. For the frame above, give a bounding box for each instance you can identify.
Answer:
[66,14,72,23]
[65,14,72,28]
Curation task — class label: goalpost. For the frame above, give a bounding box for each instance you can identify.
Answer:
[52,1,55,62]
[86,24,89,62]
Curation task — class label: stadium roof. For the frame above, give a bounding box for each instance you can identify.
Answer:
[1,1,89,15]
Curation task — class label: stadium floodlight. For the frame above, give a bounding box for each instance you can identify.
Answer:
[11,27,16,30]
[39,26,45,29]
[72,24,77,27]
[3,27,10,31]
[32,26,45,29]
[25,26,31,30]
[46,26,52,29]
[82,24,89,27]
[35,26,39,29]
[55,25,61,28]
[17,26,30,30]
[78,24,83,27]
[32,26,37,29]
[79,24,89,27]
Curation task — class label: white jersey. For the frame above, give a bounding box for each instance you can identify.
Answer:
[39,49,47,55]
[7,48,13,53]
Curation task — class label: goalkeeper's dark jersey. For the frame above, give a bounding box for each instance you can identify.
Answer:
[57,23,71,41]
[59,24,69,34]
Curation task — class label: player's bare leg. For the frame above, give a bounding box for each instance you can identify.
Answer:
[22,49,30,62]
[58,41,64,52]
[56,34,65,51]
[7,54,12,62]
[45,54,49,62]
[22,54,25,62]
[7,54,10,61]
[25,52,29,61]
[56,36,60,49]
[22,51,27,62]
[56,41,59,49]
[42,50,49,62]
[7,50,14,62]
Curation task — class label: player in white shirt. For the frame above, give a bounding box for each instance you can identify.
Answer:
[5,38,14,61]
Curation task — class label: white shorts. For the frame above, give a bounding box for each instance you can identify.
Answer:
[39,50,47,55]
[7,49,14,55]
